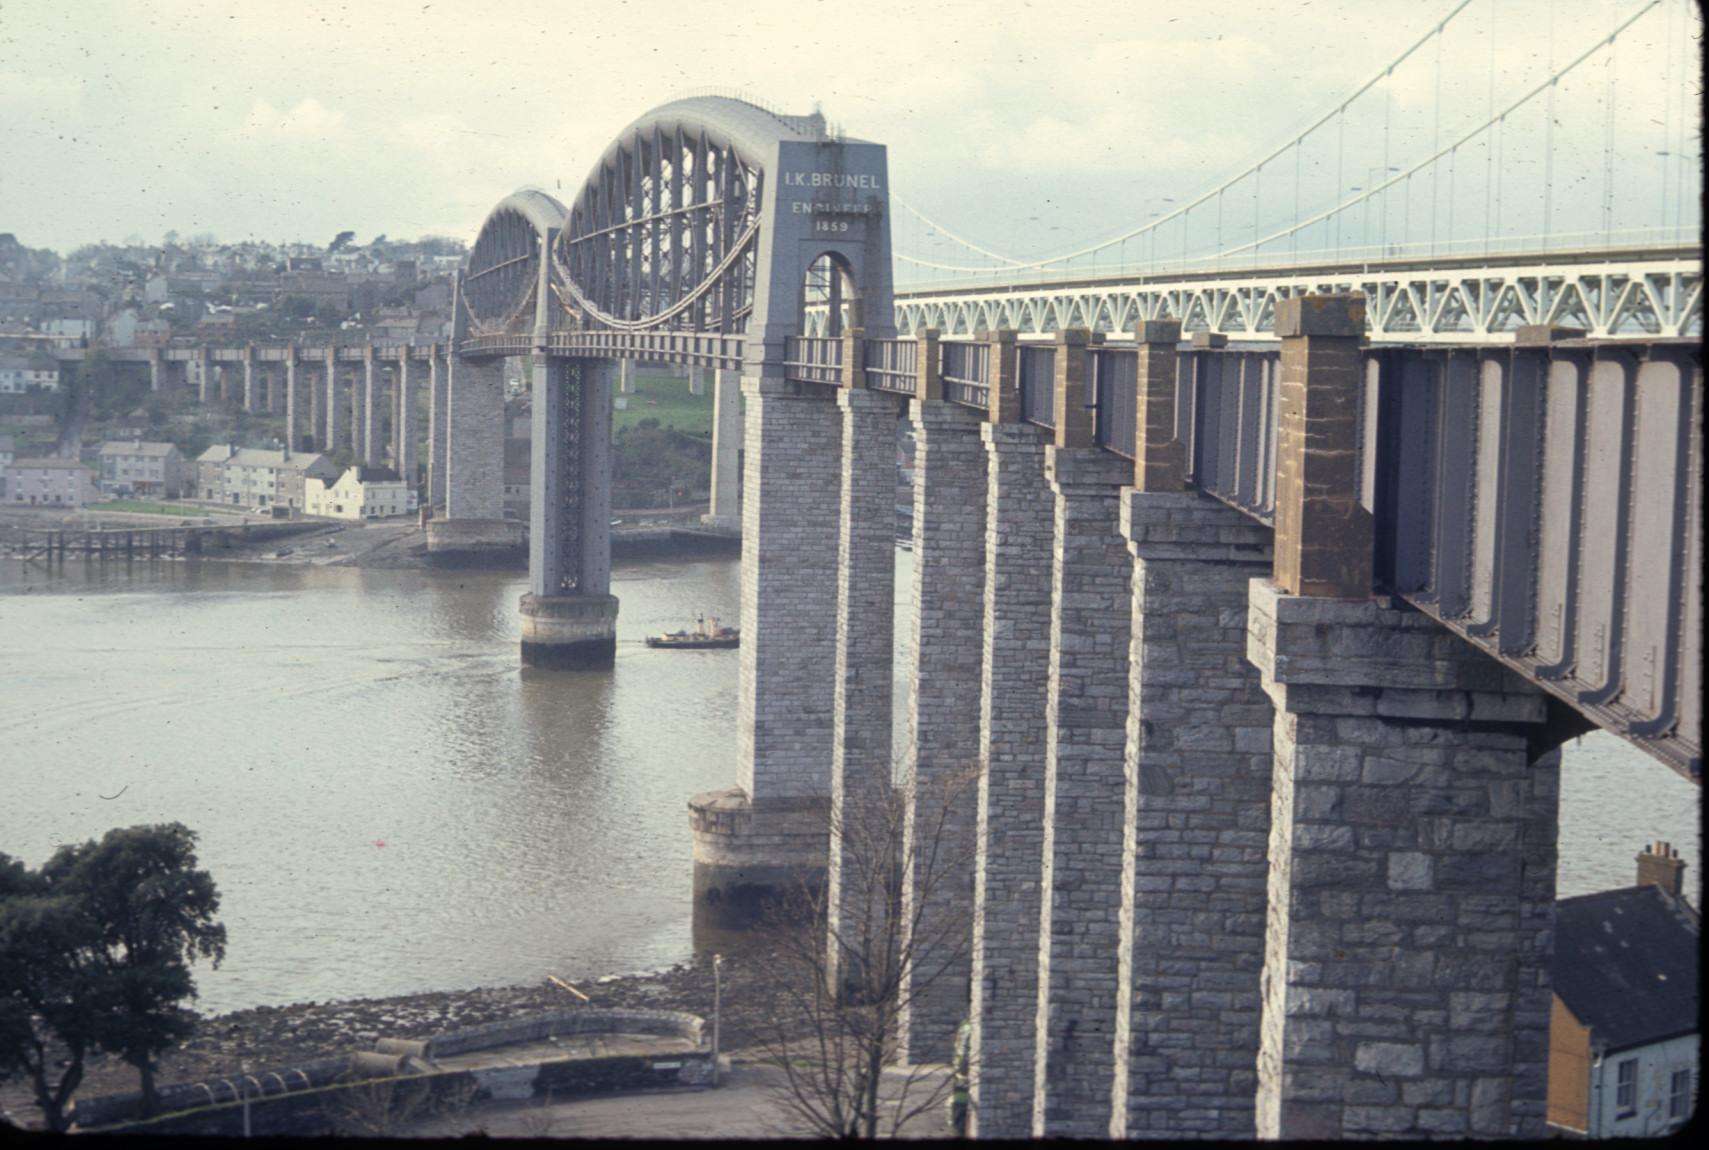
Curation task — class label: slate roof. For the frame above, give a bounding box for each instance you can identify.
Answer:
[7,456,92,471]
[1553,884,1699,1053]
[226,448,332,473]
[98,440,178,457]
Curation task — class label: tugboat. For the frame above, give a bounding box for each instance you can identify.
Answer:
[646,613,740,650]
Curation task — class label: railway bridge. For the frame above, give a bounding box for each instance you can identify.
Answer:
[30,0,1699,1134]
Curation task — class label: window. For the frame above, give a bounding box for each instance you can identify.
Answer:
[1616,1058,1638,1116]
[1671,1069,1692,1121]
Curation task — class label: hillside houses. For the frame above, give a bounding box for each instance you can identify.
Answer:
[193,444,338,513]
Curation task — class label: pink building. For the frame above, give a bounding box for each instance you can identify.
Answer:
[4,457,102,507]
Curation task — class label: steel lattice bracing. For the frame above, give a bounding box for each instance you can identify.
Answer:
[883,248,1702,345]
[555,124,761,334]
[455,97,893,367]
[460,190,567,340]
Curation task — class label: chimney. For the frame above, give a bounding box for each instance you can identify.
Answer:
[1636,841,1686,898]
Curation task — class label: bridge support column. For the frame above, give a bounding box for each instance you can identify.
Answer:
[427,355,522,564]
[196,356,212,404]
[242,350,256,413]
[701,367,742,533]
[395,357,416,484]
[1032,329,1132,1139]
[967,398,1055,1139]
[825,379,901,993]
[147,352,161,394]
[1247,294,1558,1139]
[690,379,841,926]
[687,365,706,396]
[898,359,986,1066]
[282,352,299,451]
[323,355,343,455]
[427,348,449,511]
[521,356,617,669]
[1110,321,1278,1139]
[349,364,365,460]
[362,350,381,466]
[618,358,635,394]
[1247,582,1558,1139]
[1110,494,1274,1138]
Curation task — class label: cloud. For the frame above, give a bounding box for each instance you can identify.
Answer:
[240,98,347,140]
[0,70,84,105]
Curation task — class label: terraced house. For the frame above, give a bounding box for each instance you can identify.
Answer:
[196,445,338,513]
[97,439,185,498]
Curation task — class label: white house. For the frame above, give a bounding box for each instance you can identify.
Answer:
[1547,842,1698,1137]
[4,457,101,507]
[0,356,61,393]
[305,465,417,520]
[97,440,185,498]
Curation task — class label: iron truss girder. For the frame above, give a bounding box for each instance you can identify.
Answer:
[883,251,1702,345]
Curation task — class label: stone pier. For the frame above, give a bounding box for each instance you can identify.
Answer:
[1247,584,1558,1139]
[362,349,381,466]
[282,350,302,452]
[520,356,617,669]
[394,357,416,483]
[241,348,256,413]
[690,374,842,923]
[1107,320,1277,1138]
[428,347,449,511]
[967,397,1055,1137]
[1244,295,1560,1139]
[323,352,343,455]
[898,331,987,1066]
[825,365,901,992]
[1032,329,1132,1139]
[427,354,523,563]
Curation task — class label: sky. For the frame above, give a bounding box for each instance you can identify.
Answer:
[0,0,1699,270]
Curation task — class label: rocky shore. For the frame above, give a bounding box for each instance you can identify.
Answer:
[1,948,797,1130]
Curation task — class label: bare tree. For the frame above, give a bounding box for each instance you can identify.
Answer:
[750,764,978,1139]
[325,1072,475,1138]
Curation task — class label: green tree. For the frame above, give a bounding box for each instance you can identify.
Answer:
[0,854,106,1132]
[41,825,227,1117]
[0,826,227,1127]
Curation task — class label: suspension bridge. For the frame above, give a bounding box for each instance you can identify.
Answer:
[876,0,1701,342]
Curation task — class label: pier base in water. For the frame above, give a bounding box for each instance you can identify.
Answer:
[688,788,826,930]
[519,592,619,670]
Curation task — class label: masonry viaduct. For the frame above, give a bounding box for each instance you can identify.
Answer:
[51,94,1700,1139]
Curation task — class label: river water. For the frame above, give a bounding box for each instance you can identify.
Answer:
[0,551,1696,1016]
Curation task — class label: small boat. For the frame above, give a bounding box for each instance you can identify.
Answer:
[646,613,740,649]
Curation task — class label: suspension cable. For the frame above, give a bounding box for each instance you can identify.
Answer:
[893,194,1028,265]
[895,0,1475,273]
[1212,0,1662,260]
[1483,0,1496,253]
[1542,2,1557,247]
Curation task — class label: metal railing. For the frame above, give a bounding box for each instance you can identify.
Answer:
[864,339,918,395]
[1018,345,1056,428]
[1091,347,1138,459]
[940,340,990,410]
[783,336,842,385]
[1182,348,1281,523]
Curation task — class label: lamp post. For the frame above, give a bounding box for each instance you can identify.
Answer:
[711,953,723,1088]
